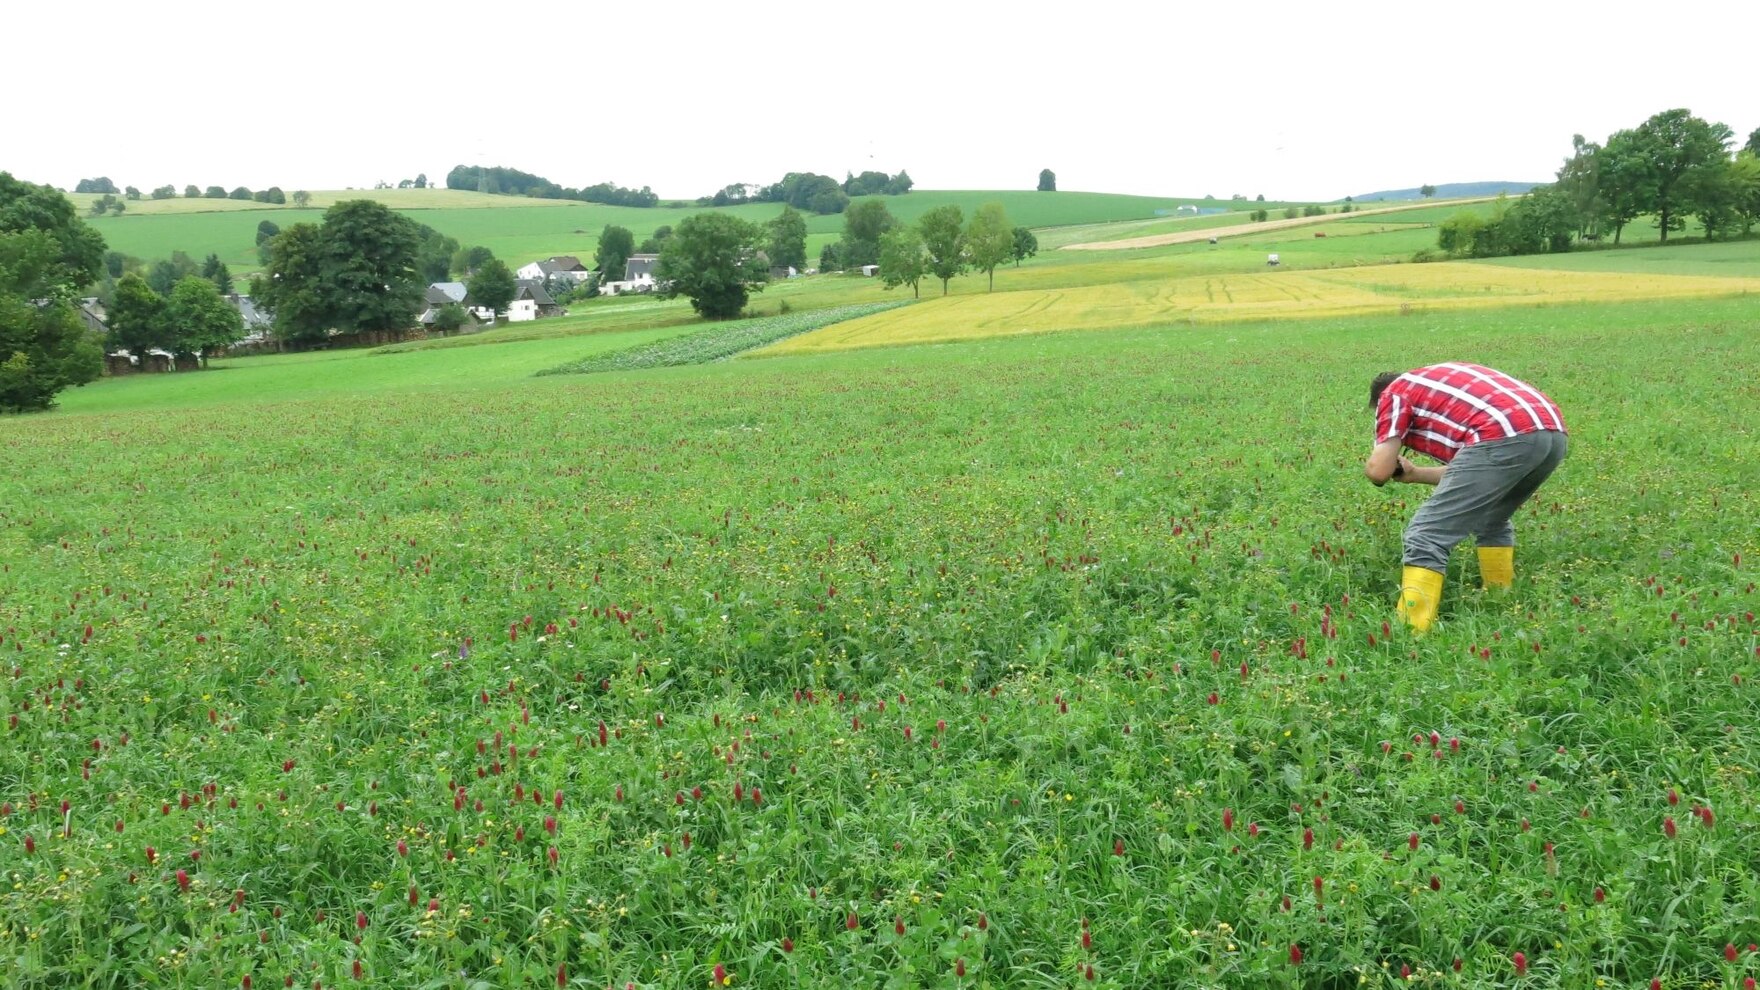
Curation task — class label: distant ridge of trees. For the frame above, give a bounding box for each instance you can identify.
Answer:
[444,165,659,208]
[1351,181,1549,201]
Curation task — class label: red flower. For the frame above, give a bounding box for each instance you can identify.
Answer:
[1512,951,1527,975]
[1302,828,1313,850]
[1727,943,1740,963]
[352,959,362,980]
[1113,838,1124,856]
[1289,944,1303,965]
[1400,964,1412,979]
[396,840,408,857]
[548,846,559,868]
[977,912,988,931]
[356,912,368,931]
[712,963,728,985]
[556,962,567,988]
[846,911,859,931]
[175,869,190,892]
[1081,928,1091,950]
[955,958,966,977]
[1429,875,1441,891]
[1663,816,1677,838]
[781,937,793,953]
[1593,887,1605,903]
[1408,832,1420,852]
[23,835,35,855]
[895,917,906,936]
[1222,808,1234,831]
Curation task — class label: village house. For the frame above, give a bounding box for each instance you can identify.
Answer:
[469,279,563,323]
[599,253,661,296]
[516,256,592,283]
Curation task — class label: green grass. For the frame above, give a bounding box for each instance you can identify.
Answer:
[1481,238,1760,277]
[3,294,1759,988]
[50,324,698,414]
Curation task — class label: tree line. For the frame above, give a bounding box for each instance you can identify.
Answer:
[444,165,660,208]
[74,177,314,208]
[1436,109,1760,259]
[697,170,914,214]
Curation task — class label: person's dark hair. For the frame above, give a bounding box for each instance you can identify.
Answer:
[1369,371,1401,409]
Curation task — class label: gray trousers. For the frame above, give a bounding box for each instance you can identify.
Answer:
[1404,431,1568,571]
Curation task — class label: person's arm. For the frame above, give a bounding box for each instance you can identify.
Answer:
[1364,438,1403,486]
[1399,461,1445,486]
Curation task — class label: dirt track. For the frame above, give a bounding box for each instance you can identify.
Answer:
[1058,197,1499,251]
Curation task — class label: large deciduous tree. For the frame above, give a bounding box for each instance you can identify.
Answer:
[451,245,495,278]
[106,273,169,366]
[656,213,768,319]
[878,226,927,298]
[766,206,808,272]
[1037,169,1056,192]
[165,275,244,367]
[1010,226,1038,267]
[595,225,635,282]
[466,259,517,321]
[838,200,896,269]
[965,203,1014,292]
[416,225,460,283]
[1631,108,1732,242]
[0,173,106,410]
[917,205,966,296]
[314,199,422,338]
[1732,152,1760,236]
[253,223,328,345]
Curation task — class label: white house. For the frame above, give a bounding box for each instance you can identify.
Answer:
[470,280,562,323]
[599,253,661,296]
[516,256,592,283]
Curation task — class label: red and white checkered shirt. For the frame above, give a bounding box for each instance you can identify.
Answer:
[1375,363,1566,463]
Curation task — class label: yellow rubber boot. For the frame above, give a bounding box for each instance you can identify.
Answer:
[1478,546,1514,590]
[1396,566,1445,633]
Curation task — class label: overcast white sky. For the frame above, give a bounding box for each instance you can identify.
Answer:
[7,0,1754,201]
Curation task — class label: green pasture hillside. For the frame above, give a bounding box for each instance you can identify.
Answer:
[79,189,1273,274]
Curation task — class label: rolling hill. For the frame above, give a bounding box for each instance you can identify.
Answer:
[1351,180,1548,201]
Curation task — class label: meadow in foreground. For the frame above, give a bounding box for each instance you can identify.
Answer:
[1,298,1757,989]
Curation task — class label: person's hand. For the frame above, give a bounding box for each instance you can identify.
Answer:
[1393,455,1417,481]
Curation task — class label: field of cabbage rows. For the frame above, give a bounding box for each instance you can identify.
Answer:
[1,296,1757,989]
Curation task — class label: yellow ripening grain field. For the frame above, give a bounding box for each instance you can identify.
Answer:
[758,261,1760,355]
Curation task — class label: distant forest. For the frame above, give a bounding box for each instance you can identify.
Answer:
[444,165,912,215]
[444,166,659,208]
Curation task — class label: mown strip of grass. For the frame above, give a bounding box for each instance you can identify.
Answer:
[537,301,910,375]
